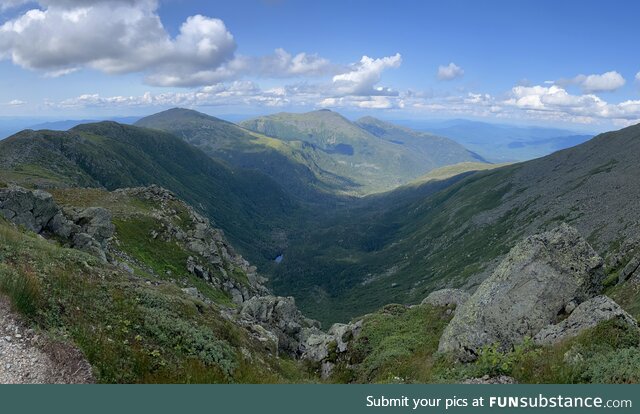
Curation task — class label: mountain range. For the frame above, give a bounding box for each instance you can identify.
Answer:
[1,108,639,384]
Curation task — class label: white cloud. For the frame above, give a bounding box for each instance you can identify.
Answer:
[332,54,401,96]
[503,83,640,123]
[7,99,26,105]
[636,72,640,82]
[437,62,464,81]
[318,96,402,110]
[257,48,334,77]
[0,1,336,87]
[0,2,239,86]
[54,81,295,109]
[570,71,626,93]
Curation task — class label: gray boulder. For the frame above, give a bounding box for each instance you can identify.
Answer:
[0,186,58,233]
[438,223,604,361]
[618,254,640,284]
[239,295,318,355]
[66,207,114,247]
[534,295,639,345]
[422,288,470,308]
[0,186,111,262]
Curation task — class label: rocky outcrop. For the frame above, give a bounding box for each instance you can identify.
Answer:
[0,186,59,233]
[0,186,112,261]
[421,289,470,308]
[116,186,270,303]
[438,223,604,361]
[238,295,320,355]
[618,254,640,284]
[533,295,639,345]
[299,320,363,379]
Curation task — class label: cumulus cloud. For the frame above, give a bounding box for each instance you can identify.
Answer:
[332,54,401,96]
[636,72,640,82]
[7,99,26,105]
[0,1,337,87]
[437,62,464,81]
[503,84,640,122]
[563,71,626,93]
[256,48,334,77]
[0,2,240,86]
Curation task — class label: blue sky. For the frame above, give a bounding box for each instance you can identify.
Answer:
[1,0,639,131]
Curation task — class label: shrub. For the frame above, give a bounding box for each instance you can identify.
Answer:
[583,348,640,383]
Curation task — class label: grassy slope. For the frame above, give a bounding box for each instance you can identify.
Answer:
[0,192,310,383]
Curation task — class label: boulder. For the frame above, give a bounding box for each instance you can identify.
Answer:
[239,295,317,355]
[534,295,639,345]
[618,254,640,284]
[300,328,333,362]
[65,207,114,247]
[421,288,470,308]
[438,223,604,361]
[0,186,58,233]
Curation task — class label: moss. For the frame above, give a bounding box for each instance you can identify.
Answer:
[114,217,190,278]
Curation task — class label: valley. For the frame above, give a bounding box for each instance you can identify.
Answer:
[1,108,639,384]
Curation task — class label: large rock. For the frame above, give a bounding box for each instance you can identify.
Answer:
[239,295,318,355]
[0,186,58,233]
[68,207,114,247]
[0,186,111,261]
[422,289,470,308]
[438,223,604,360]
[534,295,639,345]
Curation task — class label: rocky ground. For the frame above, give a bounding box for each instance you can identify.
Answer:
[0,296,93,384]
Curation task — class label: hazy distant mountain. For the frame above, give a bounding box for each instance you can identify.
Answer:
[28,116,140,131]
[393,118,593,162]
[0,117,51,140]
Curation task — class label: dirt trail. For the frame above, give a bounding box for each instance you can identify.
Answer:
[0,296,94,384]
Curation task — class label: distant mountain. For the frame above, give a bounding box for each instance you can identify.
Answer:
[240,109,485,193]
[355,116,486,163]
[29,116,140,131]
[0,117,51,140]
[394,119,593,162]
[0,122,299,262]
[269,122,640,324]
[136,108,358,201]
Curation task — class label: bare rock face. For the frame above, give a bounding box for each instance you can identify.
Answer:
[534,295,639,345]
[421,288,470,308]
[438,223,604,361]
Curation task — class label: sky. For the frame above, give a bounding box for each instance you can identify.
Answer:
[0,0,639,131]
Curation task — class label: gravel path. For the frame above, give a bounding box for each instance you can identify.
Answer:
[0,296,94,384]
